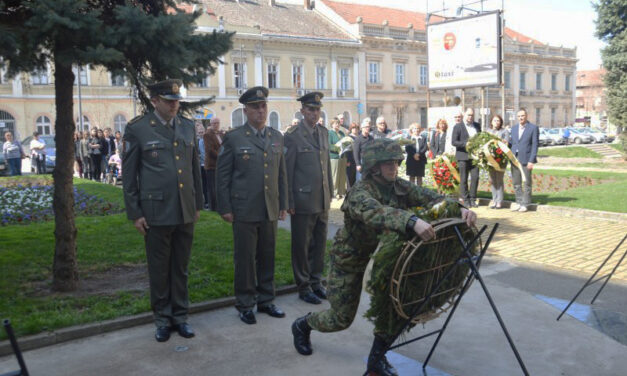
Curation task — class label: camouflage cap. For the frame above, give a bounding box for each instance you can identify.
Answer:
[297,91,324,108]
[147,79,183,100]
[239,86,269,104]
[361,138,404,173]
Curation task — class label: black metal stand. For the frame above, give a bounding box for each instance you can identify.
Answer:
[364,223,529,376]
[557,233,627,321]
[1,319,29,376]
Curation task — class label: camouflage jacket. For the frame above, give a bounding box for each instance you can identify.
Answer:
[332,176,442,271]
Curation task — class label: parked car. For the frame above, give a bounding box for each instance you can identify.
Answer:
[21,135,56,173]
[566,128,593,144]
[582,128,608,143]
[538,128,550,146]
[591,128,615,143]
[0,152,9,176]
[541,128,565,146]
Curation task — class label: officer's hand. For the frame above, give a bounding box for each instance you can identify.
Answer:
[279,210,287,221]
[527,162,534,170]
[288,208,295,215]
[221,213,234,223]
[413,219,435,242]
[194,210,201,222]
[413,154,420,161]
[356,165,362,172]
[134,217,149,235]
[461,208,477,227]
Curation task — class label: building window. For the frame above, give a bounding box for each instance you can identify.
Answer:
[419,65,428,86]
[395,106,405,129]
[36,115,52,135]
[394,64,405,85]
[368,62,379,84]
[76,115,90,131]
[535,108,541,125]
[420,107,427,127]
[342,111,351,127]
[315,65,326,90]
[267,63,278,89]
[0,110,16,135]
[368,107,379,121]
[0,66,6,84]
[504,71,511,89]
[292,64,303,89]
[111,73,126,87]
[269,111,279,130]
[564,108,569,125]
[294,111,303,121]
[195,74,209,88]
[31,69,48,85]
[565,74,571,91]
[550,108,556,127]
[231,108,247,128]
[233,62,246,89]
[535,72,542,90]
[114,114,127,133]
[340,68,350,91]
[551,74,557,91]
[73,65,89,86]
[519,72,526,90]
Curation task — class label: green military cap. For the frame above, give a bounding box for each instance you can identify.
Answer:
[361,138,404,173]
[239,86,269,104]
[147,79,184,100]
[297,91,324,108]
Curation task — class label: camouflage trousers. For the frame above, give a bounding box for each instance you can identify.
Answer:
[306,251,392,342]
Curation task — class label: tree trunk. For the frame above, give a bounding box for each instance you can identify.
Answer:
[51,59,78,292]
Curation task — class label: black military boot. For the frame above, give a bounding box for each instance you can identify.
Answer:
[366,336,398,376]
[291,315,313,355]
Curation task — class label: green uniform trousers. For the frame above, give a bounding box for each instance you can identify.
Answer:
[145,223,194,327]
[233,220,277,311]
[330,157,347,197]
[290,212,328,294]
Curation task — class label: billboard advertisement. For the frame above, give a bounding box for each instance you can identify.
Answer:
[427,11,501,89]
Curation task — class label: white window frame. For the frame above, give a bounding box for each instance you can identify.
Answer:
[339,67,350,91]
[292,63,304,89]
[368,62,379,84]
[504,71,511,89]
[419,65,428,86]
[76,115,90,131]
[315,65,326,90]
[551,73,557,91]
[233,62,247,89]
[31,67,49,85]
[550,108,556,127]
[114,114,127,133]
[395,63,405,85]
[519,72,526,90]
[535,108,541,125]
[535,72,542,90]
[267,62,279,89]
[268,111,280,130]
[231,107,247,128]
[36,115,52,135]
[73,65,90,86]
[565,74,571,91]
[110,72,127,87]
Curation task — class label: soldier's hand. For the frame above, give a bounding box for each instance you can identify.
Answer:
[413,154,420,161]
[221,213,234,223]
[288,209,295,215]
[461,208,477,227]
[194,210,201,222]
[413,219,435,242]
[134,217,149,235]
[279,210,287,221]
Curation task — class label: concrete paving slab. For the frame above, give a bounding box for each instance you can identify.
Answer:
[1,260,625,376]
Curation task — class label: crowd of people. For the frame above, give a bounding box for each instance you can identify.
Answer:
[73,127,122,182]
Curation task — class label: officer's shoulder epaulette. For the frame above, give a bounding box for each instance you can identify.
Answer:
[127,115,142,126]
[286,125,298,134]
[178,115,194,125]
[226,126,239,134]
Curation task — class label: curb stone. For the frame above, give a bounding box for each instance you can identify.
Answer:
[0,284,299,357]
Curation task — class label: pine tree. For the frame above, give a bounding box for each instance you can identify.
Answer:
[0,0,233,291]
[594,0,627,133]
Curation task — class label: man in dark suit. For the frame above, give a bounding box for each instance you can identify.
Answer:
[122,79,204,342]
[451,108,481,207]
[216,86,288,325]
[510,108,539,213]
[285,92,334,305]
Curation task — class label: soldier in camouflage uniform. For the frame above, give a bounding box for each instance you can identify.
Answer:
[291,138,477,376]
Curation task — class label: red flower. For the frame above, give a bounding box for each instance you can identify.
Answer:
[496,148,503,154]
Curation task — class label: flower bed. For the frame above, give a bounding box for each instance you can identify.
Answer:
[0,185,121,225]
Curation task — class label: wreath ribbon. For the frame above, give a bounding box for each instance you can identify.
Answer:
[498,141,526,182]
[482,140,506,172]
[441,155,460,182]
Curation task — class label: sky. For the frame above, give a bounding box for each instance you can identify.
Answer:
[284,0,604,71]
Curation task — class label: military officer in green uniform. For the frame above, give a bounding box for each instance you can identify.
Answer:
[122,79,204,342]
[216,86,288,325]
[284,92,334,305]
[290,139,477,376]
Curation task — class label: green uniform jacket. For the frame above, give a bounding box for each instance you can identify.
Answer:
[328,129,346,159]
[122,113,204,225]
[284,120,334,214]
[216,123,288,222]
[334,177,442,272]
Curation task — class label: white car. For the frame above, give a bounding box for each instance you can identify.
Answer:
[541,128,565,146]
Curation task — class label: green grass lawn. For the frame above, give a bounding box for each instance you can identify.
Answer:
[537,146,603,158]
[609,143,625,154]
[0,179,297,339]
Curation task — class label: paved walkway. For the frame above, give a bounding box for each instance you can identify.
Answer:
[329,200,627,282]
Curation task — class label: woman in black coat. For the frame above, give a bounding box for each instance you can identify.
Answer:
[405,123,428,186]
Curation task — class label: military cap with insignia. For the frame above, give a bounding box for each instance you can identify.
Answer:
[147,79,183,100]
[239,86,269,104]
[297,91,324,108]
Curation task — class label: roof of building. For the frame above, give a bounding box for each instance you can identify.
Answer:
[577,68,605,87]
[320,0,544,45]
[188,0,355,41]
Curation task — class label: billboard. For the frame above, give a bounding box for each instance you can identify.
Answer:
[427,11,501,90]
